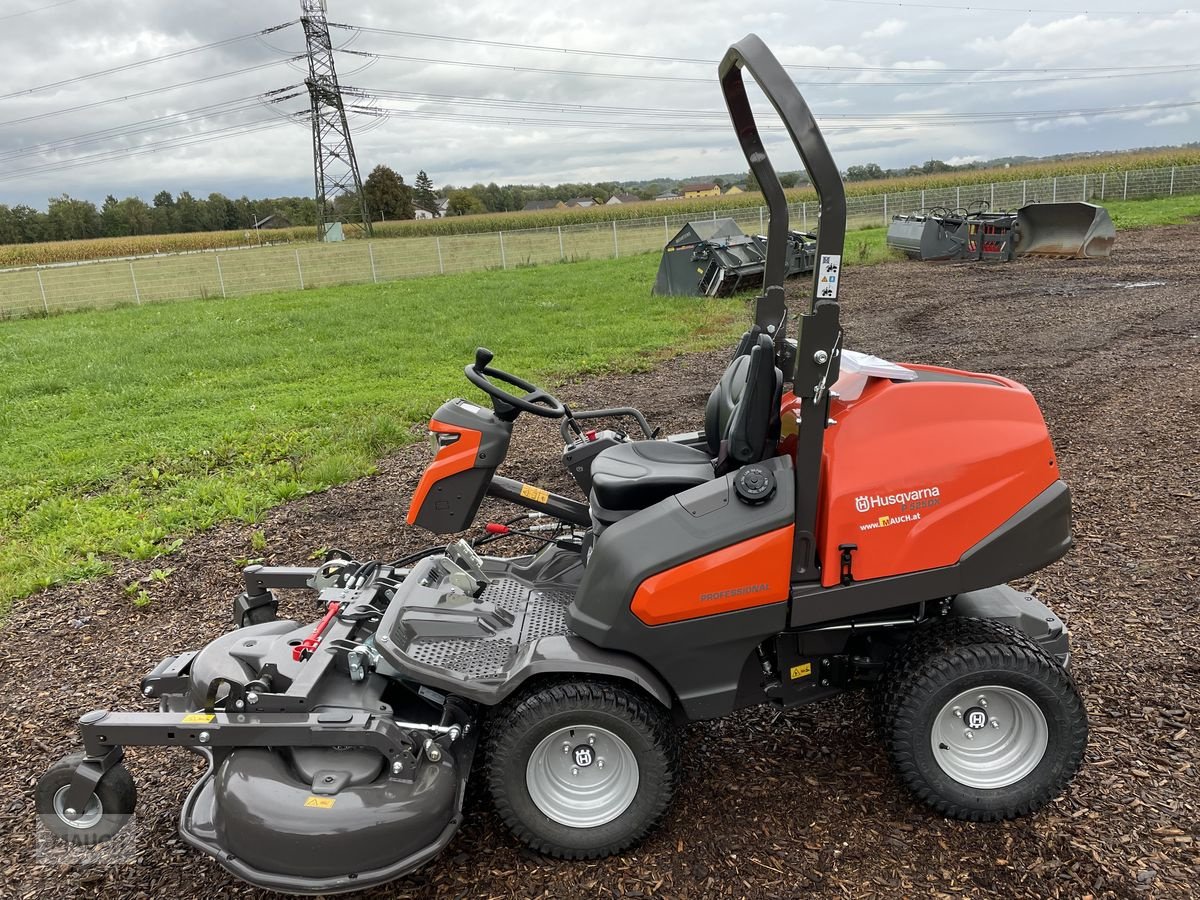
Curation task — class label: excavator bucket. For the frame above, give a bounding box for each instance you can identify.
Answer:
[1015,202,1115,259]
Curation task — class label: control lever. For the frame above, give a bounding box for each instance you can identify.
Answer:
[444,539,489,594]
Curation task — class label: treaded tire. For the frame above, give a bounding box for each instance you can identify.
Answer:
[878,617,1087,821]
[868,616,1046,735]
[486,681,679,858]
[36,752,137,845]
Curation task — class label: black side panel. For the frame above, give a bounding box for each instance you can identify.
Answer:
[789,480,1071,627]
[414,468,492,534]
[569,456,794,720]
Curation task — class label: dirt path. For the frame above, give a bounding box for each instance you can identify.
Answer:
[2,225,1197,898]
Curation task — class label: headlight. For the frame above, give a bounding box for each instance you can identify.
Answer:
[428,431,461,454]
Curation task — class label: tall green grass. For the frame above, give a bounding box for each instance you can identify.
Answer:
[0,254,743,608]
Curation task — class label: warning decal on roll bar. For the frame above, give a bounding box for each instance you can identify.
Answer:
[817,254,841,299]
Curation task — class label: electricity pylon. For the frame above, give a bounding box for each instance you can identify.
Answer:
[300,0,371,239]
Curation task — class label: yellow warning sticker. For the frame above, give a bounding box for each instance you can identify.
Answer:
[519,483,550,505]
[789,663,812,680]
[304,796,336,809]
[181,713,215,724]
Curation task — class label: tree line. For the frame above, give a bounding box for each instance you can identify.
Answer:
[0,155,1012,246]
[0,191,320,245]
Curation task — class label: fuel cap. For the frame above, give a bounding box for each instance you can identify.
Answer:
[734,466,775,504]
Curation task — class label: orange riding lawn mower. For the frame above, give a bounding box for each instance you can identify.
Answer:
[37,36,1088,895]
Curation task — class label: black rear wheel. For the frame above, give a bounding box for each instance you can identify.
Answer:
[486,681,679,858]
[36,752,137,845]
[878,617,1087,821]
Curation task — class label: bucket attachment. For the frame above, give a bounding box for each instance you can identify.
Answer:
[653,218,816,296]
[1014,202,1115,259]
[886,201,1115,262]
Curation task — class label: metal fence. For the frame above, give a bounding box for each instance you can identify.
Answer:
[2,163,1197,319]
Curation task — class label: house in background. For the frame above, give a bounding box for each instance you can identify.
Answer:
[522,199,566,211]
[679,182,721,198]
[654,190,681,202]
[606,193,641,205]
[415,198,451,218]
[253,213,292,229]
[565,197,600,208]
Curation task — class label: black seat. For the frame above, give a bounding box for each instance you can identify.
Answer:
[588,440,715,511]
[590,332,781,514]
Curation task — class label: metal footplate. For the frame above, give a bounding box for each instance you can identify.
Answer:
[374,555,573,700]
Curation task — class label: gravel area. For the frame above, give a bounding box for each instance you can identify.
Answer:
[2,224,1197,898]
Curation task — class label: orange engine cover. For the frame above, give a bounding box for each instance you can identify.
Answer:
[631,526,794,625]
[781,365,1060,587]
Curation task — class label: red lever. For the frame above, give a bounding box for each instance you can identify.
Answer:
[293,601,342,662]
[585,430,598,441]
[485,523,510,535]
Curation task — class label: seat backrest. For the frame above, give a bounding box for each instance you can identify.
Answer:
[704,332,782,473]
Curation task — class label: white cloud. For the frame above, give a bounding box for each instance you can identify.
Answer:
[1148,111,1189,127]
[0,0,1195,208]
[864,19,907,40]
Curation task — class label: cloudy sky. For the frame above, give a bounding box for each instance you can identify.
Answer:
[1,0,1197,208]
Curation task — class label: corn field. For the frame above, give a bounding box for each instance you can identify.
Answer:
[4,148,1200,269]
[1,162,1198,319]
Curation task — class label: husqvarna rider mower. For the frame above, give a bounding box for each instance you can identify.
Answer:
[36,36,1088,894]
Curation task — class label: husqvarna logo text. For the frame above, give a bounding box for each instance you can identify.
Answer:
[855,485,940,514]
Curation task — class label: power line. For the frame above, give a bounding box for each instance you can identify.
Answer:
[0,89,305,163]
[0,20,297,100]
[347,86,1200,125]
[348,97,1200,134]
[0,58,304,129]
[0,117,302,182]
[329,22,1194,74]
[340,48,1200,87]
[0,0,82,22]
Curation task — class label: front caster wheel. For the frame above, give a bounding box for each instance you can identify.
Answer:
[36,752,137,844]
[486,682,679,858]
[879,618,1088,821]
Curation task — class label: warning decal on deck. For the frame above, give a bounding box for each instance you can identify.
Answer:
[519,483,550,505]
[304,796,336,809]
[789,663,812,680]
[181,713,214,724]
[817,254,841,299]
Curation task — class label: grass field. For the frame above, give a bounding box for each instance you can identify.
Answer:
[0,255,746,609]
[6,195,1193,319]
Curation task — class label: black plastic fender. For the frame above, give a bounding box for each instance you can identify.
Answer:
[502,633,676,711]
[950,584,1071,667]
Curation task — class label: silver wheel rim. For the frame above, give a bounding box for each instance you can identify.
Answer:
[526,725,639,827]
[931,685,1049,789]
[52,785,104,830]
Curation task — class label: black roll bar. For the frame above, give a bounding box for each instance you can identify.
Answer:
[719,35,848,582]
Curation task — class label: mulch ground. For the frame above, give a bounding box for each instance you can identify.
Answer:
[1,224,1197,899]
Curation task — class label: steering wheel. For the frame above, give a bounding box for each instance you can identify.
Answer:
[464,348,567,419]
